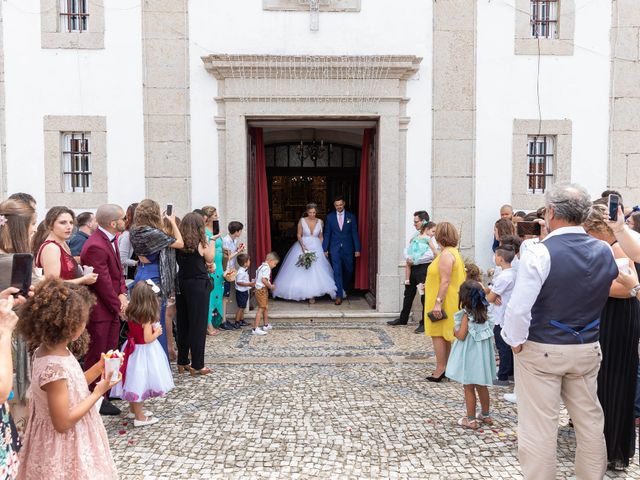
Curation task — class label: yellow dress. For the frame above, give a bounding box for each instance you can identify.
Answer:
[424,247,466,342]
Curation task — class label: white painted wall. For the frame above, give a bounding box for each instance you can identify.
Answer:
[475,0,612,268]
[188,0,433,241]
[2,0,145,218]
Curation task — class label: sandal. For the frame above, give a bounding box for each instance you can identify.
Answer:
[177,364,191,374]
[457,417,478,430]
[478,412,493,425]
[190,367,212,376]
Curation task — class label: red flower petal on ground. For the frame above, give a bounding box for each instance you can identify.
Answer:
[118,429,126,435]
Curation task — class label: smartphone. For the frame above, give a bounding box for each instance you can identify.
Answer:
[166,203,173,216]
[608,194,620,222]
[517,221,541,237]
[11,253,33,296]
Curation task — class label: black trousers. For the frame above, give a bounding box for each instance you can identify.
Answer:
[176,277,210,371]
[399,263,429,322]
[493,324,514,380]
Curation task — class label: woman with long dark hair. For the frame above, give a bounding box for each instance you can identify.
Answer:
[176,213,215,375]
[129,199,183,358]
[584,205,640,472]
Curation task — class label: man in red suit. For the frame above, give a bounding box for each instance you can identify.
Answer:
[80,204,129,415]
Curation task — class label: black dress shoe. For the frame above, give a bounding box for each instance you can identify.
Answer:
[414,323,425,334]
[426,372,447,383]
[387,318,408,326]
[99,399,121,416]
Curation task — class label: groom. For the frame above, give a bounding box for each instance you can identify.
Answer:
[323,195,361,305]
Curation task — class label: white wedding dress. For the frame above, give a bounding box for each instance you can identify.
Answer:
[273,218,337,301]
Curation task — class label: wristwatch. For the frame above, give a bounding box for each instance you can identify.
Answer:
[631,284,640,299]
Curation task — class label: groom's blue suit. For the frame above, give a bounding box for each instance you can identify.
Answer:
[322,210,361,300]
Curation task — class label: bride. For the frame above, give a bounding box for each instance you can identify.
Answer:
[273,203,337,303]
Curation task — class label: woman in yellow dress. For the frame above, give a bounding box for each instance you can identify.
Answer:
[424,222,466,382]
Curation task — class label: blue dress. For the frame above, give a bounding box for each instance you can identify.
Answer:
[445,310,496,386]
[133,252,168,357]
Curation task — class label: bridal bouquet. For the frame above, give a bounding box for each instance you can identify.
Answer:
[296,251,317,269]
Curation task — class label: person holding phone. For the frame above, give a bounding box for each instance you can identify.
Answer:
[584,204,640,472]
[129,199,184,359]
[423,222,466,382]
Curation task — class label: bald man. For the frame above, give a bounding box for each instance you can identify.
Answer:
[80,204,128,416]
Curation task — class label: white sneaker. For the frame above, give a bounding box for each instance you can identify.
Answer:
[127,410,152,419]
[252,328,267,336]
[263,324,273,331]
[133,416,160,427]
[504,392,517,404]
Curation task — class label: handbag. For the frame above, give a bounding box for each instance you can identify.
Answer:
[427,310,447,322]
[223,269,237,283]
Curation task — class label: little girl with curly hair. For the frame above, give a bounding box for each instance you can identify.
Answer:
[16,278,119,480]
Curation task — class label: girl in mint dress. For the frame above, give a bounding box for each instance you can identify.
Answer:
[445,280,496,430]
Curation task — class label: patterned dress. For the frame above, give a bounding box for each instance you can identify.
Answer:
[0,402,20,479]
[18,350,117,480]
[205,230,224,328]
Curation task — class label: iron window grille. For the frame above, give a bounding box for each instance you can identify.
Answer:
[530,0,558,39]
[59,0,89,33]
[527,136,554,194]
[62,133,92,193]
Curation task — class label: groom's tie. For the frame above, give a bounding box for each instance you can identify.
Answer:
[338,212,344,230]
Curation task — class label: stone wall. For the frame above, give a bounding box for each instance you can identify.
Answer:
[609,0,640,205]
[431,0,477,256]
[142,0,191,214]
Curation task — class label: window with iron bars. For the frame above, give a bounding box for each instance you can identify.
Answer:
[530,0,558,39]
[527,136,554,194]
[59,0,89,33]
[62,133,92,193]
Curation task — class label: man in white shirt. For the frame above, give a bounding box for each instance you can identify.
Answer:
[502,183,618,480]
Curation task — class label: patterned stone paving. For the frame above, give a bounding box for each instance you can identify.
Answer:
[105,318,640,479]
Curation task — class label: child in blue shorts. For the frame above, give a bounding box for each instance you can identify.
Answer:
[234,253,254,327]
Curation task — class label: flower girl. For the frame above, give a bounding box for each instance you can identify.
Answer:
[111,281,174,427]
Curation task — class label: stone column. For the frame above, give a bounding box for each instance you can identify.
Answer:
[432,0,477,256]
[0,1,7,198]
[609,1,640,204]
[141,0,191,214]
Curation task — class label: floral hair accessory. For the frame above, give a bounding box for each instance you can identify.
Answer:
[145,279,161,295]
[0,215,7,227]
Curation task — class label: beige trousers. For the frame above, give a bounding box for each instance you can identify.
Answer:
[514,340,606,480]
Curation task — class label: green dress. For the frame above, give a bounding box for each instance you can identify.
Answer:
[206,230,224,327]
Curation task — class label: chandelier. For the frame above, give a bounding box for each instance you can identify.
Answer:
[296,135,326,164]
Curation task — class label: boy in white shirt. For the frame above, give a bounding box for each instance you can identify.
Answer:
[234,253,254,327]
[486,244,517,386]
[221,221,244,330]
[253,252,279,336]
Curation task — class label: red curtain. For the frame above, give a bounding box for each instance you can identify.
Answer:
[355,128,374,290]
[252,128,272,267]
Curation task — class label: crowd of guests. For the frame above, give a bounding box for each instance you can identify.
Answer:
[1,184,639,478]
[0,194,282,479]
[389,184,640,477]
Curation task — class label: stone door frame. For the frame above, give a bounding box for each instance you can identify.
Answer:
[202,54,421,312]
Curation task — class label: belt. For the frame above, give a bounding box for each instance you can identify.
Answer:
[549,318,600,344]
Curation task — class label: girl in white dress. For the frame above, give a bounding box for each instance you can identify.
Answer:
[273,203,337,303]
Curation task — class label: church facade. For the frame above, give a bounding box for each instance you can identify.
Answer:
[0,0,637,311]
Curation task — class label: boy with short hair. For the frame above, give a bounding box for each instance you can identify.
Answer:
[486,244,517,386]
[234,253,254,327]
[253,252,279,336]
[221,221,245,330]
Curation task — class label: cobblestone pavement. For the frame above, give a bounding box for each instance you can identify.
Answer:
[105,318,640,479]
